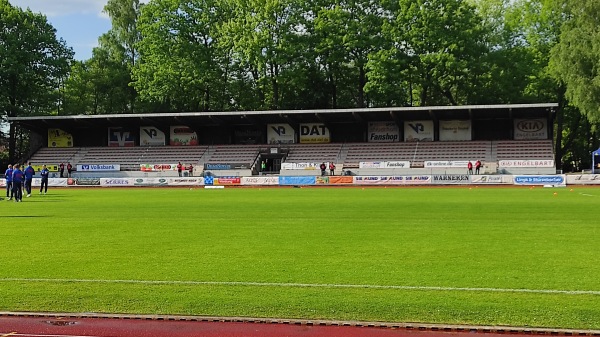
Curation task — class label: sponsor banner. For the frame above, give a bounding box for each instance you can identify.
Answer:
[279,176,317,185]
[77,164,120,172]
[31,164,59,172]
[514,175,566,186]
[439,120,472,141]
[405,120,434,142]
[69,178,101,186]
[329,176,354,184]
[27,178,68,187]
[133,178,168,186]
[168,178,203,186]
[470,175,511,184]
[368,122,400,143]
[204,176,215,185]
[384,161,410,169]
[425,161,471,168]
[281,162,319,170]
[316,176,329,184]
[267,124,295,144]
[567,174,600,185]
[514,119,547,140]
[299,123,330,144]
[498,160,554,168]
[48,128,73,148]
[140,126,166,146]
[204,163,250,170]
[100,178,133,186]
[432,175,471,184]
[215,177,241,185]
[170,126,198,146]
[360,162,384,169]
[241,177,279,185]
[354,176,432,185]
[108,127,136,147]
[140,164,177,172]
[234,128,261,145]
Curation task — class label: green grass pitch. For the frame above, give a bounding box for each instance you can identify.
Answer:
[0,186,599,329]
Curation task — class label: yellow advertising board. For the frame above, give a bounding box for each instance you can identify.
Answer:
[31,164,59,172]
[48,129,73,148]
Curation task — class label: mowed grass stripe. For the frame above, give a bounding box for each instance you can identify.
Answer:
[2,277,600,295]
[0,187,599,329]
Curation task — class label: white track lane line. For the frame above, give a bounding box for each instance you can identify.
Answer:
[0,278,599,295]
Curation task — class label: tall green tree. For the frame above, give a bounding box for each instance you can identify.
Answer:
[0,0,73,162]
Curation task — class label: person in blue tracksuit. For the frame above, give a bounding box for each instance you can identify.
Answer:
[24,162,35,197]
[12,164,24,202]
[4,164,13,200]
[40,165,50,194]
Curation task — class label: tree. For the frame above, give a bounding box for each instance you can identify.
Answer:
[0,0,73,162]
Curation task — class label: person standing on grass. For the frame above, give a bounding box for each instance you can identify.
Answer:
[40,165,50,194]
[24,162,35,197]
[467,161,473,175]
[12,164,24,202]
[5,164,13,201]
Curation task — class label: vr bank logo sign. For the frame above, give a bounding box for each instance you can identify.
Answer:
[77,164,120,172]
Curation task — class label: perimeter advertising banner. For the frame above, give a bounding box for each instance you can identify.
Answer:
[439,120,472,141]
[353,176,431,185]
[299,123,330,144]
[168,178,204,186]
[170,126,198,146]
[77,164,120,172]
[470,175,512,184]
[514,119,548,140]
[48,129,73,148]
[368,122,400,142]
[567,174,600,185]
[140,164,178,172]
[267,124,295,144]
[513,175,566,186]
[108,127,135,147]
[100,178,134,186]
[359,161,410,169]
[404,121,434,142]
[425,161,471,168]
[432,174,471,184]
[498,160,554,168]
[140,127,166,146]
[241,176,280,185]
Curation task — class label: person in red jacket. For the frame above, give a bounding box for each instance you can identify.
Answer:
[59,162,65,178]
[177,162,183,177]
[467,161,473,175]
[475,160,482,174]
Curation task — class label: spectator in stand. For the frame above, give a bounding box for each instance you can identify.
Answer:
[12,164,24,202]
[59,162,65,178]
[467,161,473,175]
[177,162,183,177]
[475,160,482,174]
[24,162,35,197]
[67,162,73,177]
[40,165,50,194]
[320,162,326,176]
[329,162,336,176]
[188,164,193,177]
[5,164,13,201]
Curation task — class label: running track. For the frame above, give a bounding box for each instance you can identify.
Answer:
[1,313,599,337]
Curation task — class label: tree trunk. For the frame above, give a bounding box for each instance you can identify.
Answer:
[358,65,366,108]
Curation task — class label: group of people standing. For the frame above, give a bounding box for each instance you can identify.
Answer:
[4,163,50,202]
[320,162,336,176]
[467,160,482,175]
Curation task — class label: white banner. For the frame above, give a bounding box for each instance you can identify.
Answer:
[77,164,120,172]
[133,178,169,186]
[170,126,199,146]
[439,120,471,141]
[24,178,69,187]
[241,176,280,185]
[566,174,600,185]
[359,161,410,169]
[368,122,400,142]
[299,123,330,144]
[140,126,166,146]
[267,124,295,144]
[140,164,178,172]
[108,127,135,147]
[514,119,548,140]
[168,178,203,186]
[425,161,471,168]
[404,120,434,142]
[498,160,554,168]
[281,163,319,170]
[359,162,384,169]
[384,161,410,169]
[100,178,134,186]
[354,176,431,185]
[470,175,512,184]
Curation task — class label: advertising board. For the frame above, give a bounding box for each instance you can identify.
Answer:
[367,122,400,142]
[108,127,135,147]
[48,129,73,148]
[513,175,566,186]
[170,126,198,146]
[498,160,554,168]
[514,119,548,140]
[432,175,471,184]
[140,127,166,146]
[299,123,330,144]
[404,120,434,142]
[439,120,471,141]
[267,124,295,144]
[77,164,120,172]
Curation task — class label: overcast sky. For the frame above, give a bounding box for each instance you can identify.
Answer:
[9,0,149,60]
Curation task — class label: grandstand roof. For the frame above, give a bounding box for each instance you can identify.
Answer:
[9,103,557,134]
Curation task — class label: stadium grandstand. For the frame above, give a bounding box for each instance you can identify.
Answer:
[8,103,557,177]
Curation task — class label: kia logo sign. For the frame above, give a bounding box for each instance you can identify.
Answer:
[517,120,544,132]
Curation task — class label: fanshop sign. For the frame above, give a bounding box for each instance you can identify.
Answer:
[368,122,400,143]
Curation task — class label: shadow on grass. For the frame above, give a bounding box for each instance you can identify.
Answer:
[0,215,47,218]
